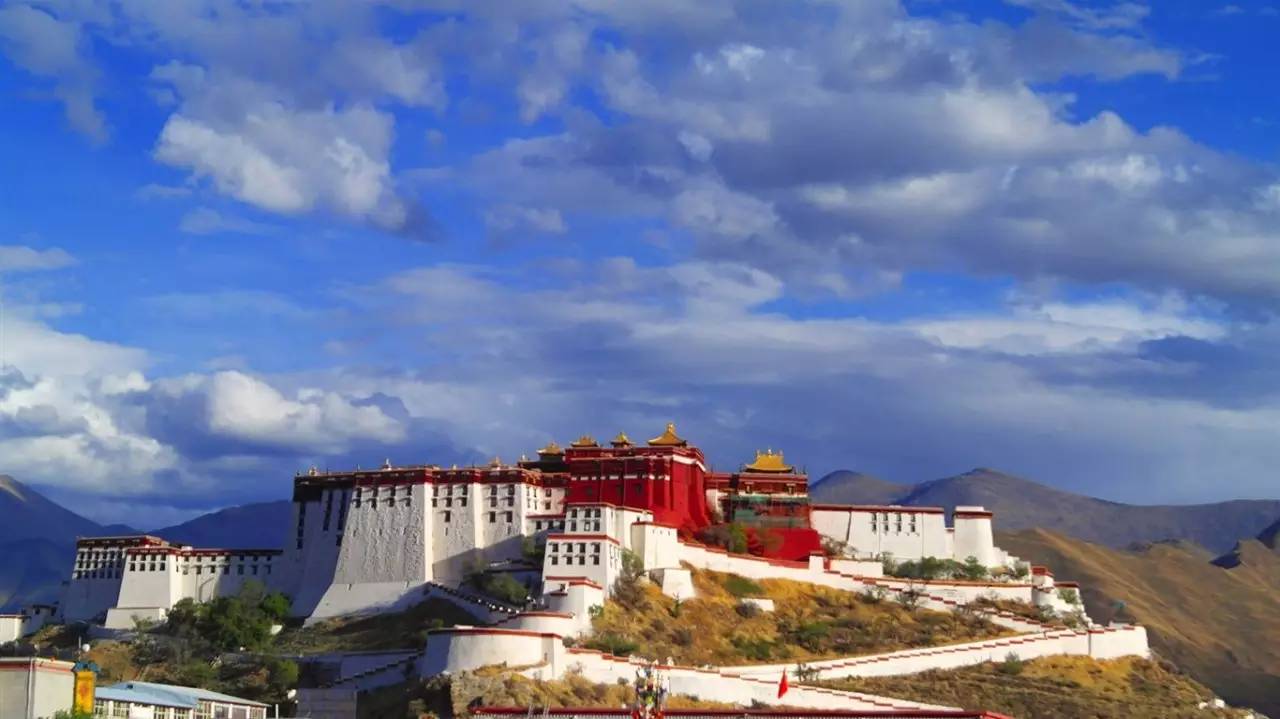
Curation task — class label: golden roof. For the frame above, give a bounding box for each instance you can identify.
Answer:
[570,434,599,448]
[489,456,503,468]
[647,422,687,447]
[743,449,794,473]
[611,431,633,447]
[537,441,564,456]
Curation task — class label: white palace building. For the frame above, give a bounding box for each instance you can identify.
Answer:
[39,425,1148,716]
[57,426,1024,628]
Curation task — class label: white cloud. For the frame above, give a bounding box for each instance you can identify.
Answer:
[0,245,75,273]
[156,103,407,229]
[0,4,105,141]
[178,207,276,236]
[145,371,405,454]
[484,205,568,235]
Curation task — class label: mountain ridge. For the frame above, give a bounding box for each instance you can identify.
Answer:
[812,467,1280,553]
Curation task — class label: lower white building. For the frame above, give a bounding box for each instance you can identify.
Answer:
[61,535,281,628]
[93,681,268,719]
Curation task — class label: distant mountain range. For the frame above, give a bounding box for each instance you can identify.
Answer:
[812,467,1280,553]
[151,501,291,549]
[0,474,128,611]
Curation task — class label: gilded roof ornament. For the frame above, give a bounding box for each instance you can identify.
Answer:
[743,448,794,473]
[611,431,633,447]
[647,422,687,447]
[570,434,599,448]
[537,441,564,456]
[489,456,503,468]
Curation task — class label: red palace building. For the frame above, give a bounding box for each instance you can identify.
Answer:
[520,423,824,560]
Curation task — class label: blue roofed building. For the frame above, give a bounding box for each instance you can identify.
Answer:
[92,681,268,719]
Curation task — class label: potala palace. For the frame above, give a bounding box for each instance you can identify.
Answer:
[15,423,1150,715]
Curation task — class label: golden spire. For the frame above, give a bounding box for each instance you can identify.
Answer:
[743,448,794,473]
[570,434,599,448]
[611,431,633,447]
[537,441,564,456]
[647,422,687,447]
[489,456,503,468]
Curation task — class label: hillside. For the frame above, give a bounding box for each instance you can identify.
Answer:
[152,500,291,549]
[584,567,1012,665]
[812,467,1280,553]
[997,527,1280,716]
[823,655,1243,719]
[1258,517,1280,550]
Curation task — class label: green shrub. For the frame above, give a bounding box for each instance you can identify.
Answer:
[997,652,1024,675]
[730,635,775,661]
[722,575,764,598]
[735,601,763,618]
[468,571,529,606]
[960,556,988,581]
[585,633,639,656]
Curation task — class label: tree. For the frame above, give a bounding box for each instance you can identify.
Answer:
[611,550,646,608]
[960,556,988,581]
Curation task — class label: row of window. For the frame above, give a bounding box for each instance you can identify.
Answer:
[869,513,919,534]
[92,701,198,718]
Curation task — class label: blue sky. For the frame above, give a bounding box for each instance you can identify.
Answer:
[2,0,1280,525]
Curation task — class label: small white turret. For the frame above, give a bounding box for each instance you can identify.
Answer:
[951,505,996,566]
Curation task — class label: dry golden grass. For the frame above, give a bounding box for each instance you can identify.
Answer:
[824,655,1247,719]
[584,568,1012,665]
[999,528,1280,716]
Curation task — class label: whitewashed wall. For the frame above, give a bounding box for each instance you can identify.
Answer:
[811,508,949,561]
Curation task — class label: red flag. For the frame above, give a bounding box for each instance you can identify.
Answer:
[777,669,789,698]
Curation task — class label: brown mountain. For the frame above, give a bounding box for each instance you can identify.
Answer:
[998,527,1280,716]
[812,467,1280,553]
[806,470,910,506]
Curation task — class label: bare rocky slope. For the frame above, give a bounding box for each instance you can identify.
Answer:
[812,467,1280,553]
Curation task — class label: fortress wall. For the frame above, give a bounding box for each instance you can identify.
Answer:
[477,482,530,565]
[811,508,949,561]
[631,523,679,571]
[723,630,1093,680]
[115,555,178,610]
[432,481,482,583]
[543,580,603,632]
[0,615,23,643]
[283,491,345,616]
[677,542,857,591]
[828,558,883,577]
[334,483,429,585]
[561,650,952,712]
[308,581,423,623]
[61,573,124,623]
[419,628,563,676]
[870,577,1035,604]
[495,611,578,635]
[296,688,358,719]
[1087,625,1150,660]
[952,509,997,566]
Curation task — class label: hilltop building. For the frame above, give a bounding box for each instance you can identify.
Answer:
[56,423,1018,627]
